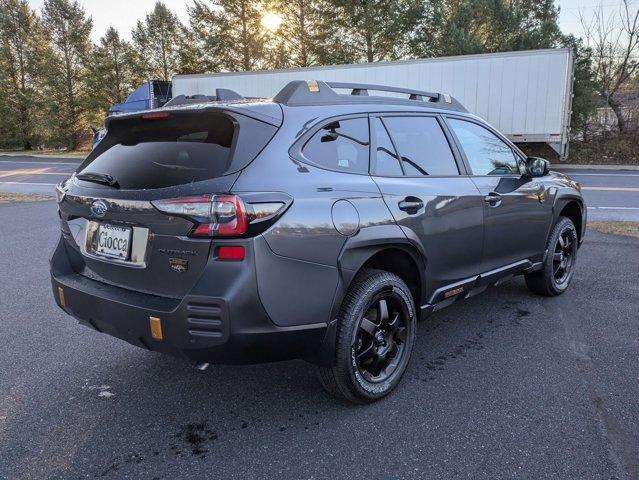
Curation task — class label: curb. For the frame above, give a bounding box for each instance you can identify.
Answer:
[552,164,639,171]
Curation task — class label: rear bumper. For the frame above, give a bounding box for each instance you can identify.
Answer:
[50,237,327,365]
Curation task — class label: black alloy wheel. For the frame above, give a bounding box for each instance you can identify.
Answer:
[525,216,579,296]
[355,295,409,384]
[317,269,416,403]
[552,228,577,287]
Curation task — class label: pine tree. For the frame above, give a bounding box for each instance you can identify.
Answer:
[85,27,144,118]
[425,0,513,56]
[406,0,446,58]
[132,2,192,81]
[325,0,425,63]
[562,35,597,140]
[189,0,265,72]
[509,0,562,50]
[188,0,226,72]
[0,0,49,149]
[262,0,326,67]
[42,0,93,150]
[419,0,563,56]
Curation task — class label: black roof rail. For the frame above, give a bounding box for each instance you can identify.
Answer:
[327,82,440,101]
[272,80,466,111]
[216,88,244,101]
[163,88,245,107]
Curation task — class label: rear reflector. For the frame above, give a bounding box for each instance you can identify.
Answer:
[217,246,245,261]
[58,287,66,307]
[149,316,163,341]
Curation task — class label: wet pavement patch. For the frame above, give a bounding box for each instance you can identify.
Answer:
[176,423,218,457]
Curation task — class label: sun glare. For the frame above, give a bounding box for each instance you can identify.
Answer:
[261,12,283,32]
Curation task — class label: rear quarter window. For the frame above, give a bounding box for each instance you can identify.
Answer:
[301,118,370,174]
[78,111,277,190]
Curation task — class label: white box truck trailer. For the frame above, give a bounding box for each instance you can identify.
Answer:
[173,48,575,159]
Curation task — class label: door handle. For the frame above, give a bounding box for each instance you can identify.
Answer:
[484,192,502,207]
[398,197,424,214]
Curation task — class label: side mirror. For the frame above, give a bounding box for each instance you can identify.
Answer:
[524,157,550,178]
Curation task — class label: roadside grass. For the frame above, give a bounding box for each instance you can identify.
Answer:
[0,192,55,203]
[0,149,88,157]
[589,221,639,238]
[520,133,638,166]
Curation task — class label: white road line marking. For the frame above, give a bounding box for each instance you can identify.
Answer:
[588,206,639,210]
[0,181,56,186]
[0,170,73,176]
[581,187,639,192]
[0,160,80,166]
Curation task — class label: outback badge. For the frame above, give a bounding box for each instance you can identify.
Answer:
[169,258,188,273]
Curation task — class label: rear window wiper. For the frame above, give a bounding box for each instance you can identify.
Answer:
[76,172,120,188]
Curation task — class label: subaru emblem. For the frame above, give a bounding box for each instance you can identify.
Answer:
[90,199,108,218]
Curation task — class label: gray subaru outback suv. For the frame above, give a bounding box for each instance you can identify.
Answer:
[51,80,586,403]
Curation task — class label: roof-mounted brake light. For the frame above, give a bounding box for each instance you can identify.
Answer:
[142,111,172,120]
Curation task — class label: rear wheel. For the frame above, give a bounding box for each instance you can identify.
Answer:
[317,269,416,403]
[525,216,578,296]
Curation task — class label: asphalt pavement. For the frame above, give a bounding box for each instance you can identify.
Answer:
[0,155,78,195]
[0,200,637,479]
[1,155,639,221]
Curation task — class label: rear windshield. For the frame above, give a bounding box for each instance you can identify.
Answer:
[78,111,276,189]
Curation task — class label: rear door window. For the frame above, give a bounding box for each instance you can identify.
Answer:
[77,111,277,190]
[371,118,402,176]
[382,116,459,176]
[301,118,369,174]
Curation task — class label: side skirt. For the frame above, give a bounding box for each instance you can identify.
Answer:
[420,259,543,319]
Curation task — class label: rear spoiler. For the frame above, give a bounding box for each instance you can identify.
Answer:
[104,101,283,128]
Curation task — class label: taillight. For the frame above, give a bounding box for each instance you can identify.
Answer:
[152,194,247,237]
[191,195,248,237]
[151,194,288,238]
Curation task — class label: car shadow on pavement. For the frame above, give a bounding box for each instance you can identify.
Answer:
[57,278,541,473]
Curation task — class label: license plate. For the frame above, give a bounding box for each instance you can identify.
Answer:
[95,223,132,260]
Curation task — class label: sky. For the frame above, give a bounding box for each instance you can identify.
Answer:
[26,0,621,44]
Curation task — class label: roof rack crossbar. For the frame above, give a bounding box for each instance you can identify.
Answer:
[327,82,439,101]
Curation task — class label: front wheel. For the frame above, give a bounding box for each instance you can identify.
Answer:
[317,269,416,403]
[525,216,579,296]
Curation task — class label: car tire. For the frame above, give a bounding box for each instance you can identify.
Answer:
[525,216,579,296]
[317,269,417,404]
